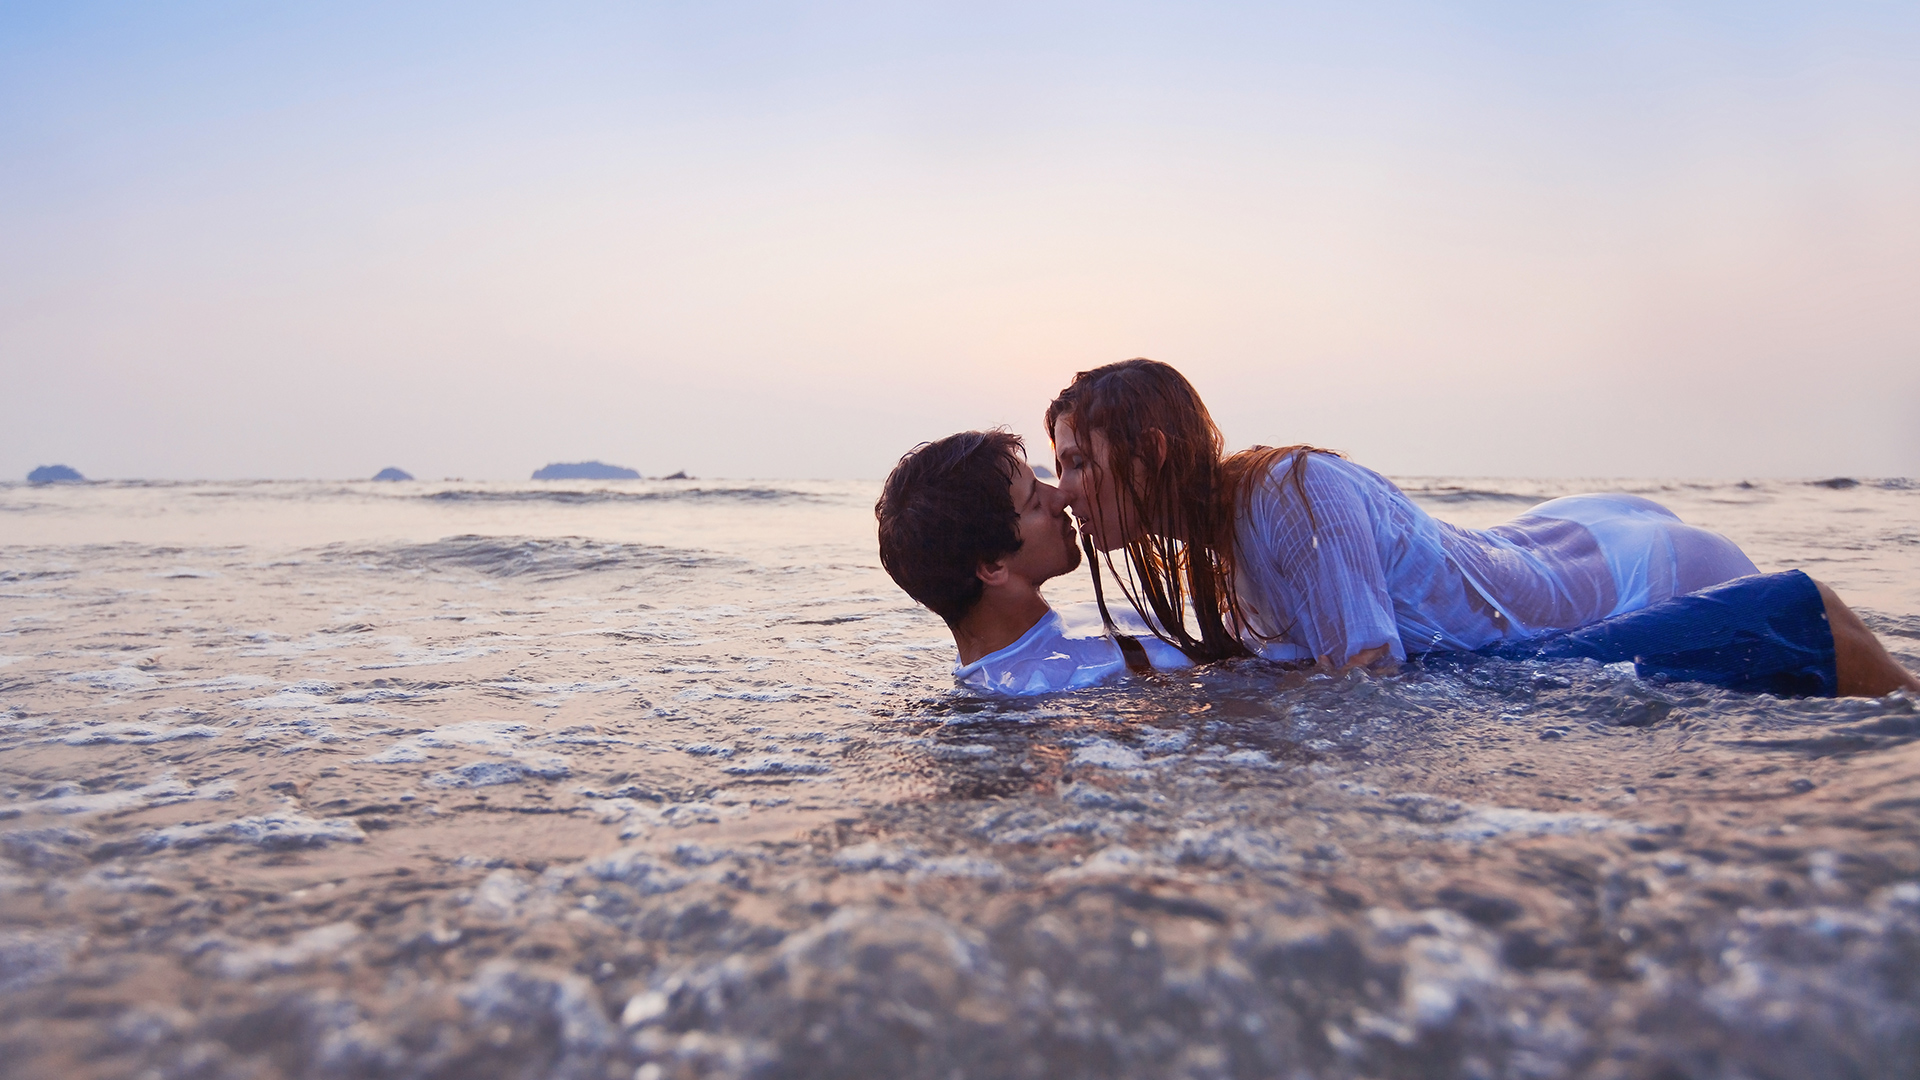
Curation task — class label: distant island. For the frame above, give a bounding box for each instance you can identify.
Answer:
[28,465,84,484]
[372,467,414,482]
[531,461,642,480]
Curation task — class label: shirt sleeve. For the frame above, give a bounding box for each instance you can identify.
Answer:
[1238,456,1403,666]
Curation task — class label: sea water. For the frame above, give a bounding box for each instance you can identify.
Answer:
[2,476,1917,1080]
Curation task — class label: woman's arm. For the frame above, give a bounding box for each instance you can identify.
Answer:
[1243,456,1404,669]
[1330,642,1399,676]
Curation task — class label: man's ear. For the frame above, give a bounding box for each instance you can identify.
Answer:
[975,558,1011,589]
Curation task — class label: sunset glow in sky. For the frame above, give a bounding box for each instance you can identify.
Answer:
[4,2,1917,479]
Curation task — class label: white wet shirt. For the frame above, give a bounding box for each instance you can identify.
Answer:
[954,602,1194,696]
[1232,454,1760,666]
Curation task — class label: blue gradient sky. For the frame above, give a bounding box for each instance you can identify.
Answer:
[4,2,1916,479]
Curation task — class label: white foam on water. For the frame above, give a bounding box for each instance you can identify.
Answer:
[0,929,78,992]
[5,478,1919,1078]
[176,674,276,692]
[426,755,570,788]
[720,755,829,776]
[832,842,921,872]
[674,683,817,703]
[1068,738,1145,770]
[1044,845,1162,881]
[0,714,50,736]
[583,849,694,895]
[243,716,362,752]
[418,721,531,749]
[1138,725,1191,753]
[486,678,634,696]
[234,691,333,709]
[60,668,160,692]
[359,720,533,764]
[1432,805,1639,842]
[232,633,352,658]
[141,812,364,851]
[1165,825,1296,871]
[5,774,234,817]
[466,869,533,917]
[214,921,360,979]
[334,686,435,703]
[61,722,220,745]
[358,640,502,669]
[913,854,1007,879]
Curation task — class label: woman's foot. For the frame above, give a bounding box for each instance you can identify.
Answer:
[1816,580,1920,697]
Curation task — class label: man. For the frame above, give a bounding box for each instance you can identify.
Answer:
[875,430,1189,696]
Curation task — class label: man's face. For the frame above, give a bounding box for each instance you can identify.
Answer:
[996,454,1081,586]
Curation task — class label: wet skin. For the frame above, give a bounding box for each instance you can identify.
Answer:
[997,456,1080,587]
[1050,419,1135,554]
[950,455,1081,666]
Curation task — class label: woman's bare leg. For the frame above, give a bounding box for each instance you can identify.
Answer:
[1814,580,1920,696]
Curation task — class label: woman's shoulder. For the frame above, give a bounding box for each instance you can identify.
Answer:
[1245,450,1394,508]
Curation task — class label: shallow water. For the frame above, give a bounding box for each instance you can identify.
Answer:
[2,476,1917,1080]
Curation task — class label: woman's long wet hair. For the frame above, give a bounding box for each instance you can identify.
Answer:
[1046,358,1334,663]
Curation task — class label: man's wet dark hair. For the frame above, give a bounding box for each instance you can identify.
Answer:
[876,430,1025,626]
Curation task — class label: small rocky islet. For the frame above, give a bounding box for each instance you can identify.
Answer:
[532,462,692,480]
[27,464,85,484]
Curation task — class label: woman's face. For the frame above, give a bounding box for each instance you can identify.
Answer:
[1052,416,1138,552]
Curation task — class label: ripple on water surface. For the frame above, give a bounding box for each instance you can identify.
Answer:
[2,482,1920,1079]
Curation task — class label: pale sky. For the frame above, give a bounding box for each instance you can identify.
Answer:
[4,2,1916,481]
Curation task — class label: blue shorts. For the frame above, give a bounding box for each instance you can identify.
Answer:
[1494,570,1838,697]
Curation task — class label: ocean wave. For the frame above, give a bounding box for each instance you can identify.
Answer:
[418,487,829,506]
[316,535,733,580]
[1804,477,1916,492]
[0,567,79,583]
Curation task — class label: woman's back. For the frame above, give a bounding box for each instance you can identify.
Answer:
[1230,455,1758,665]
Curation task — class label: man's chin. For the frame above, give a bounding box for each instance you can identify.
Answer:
[1036,543,1082,584]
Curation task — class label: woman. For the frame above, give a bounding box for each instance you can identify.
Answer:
[1046,358,1917,696]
